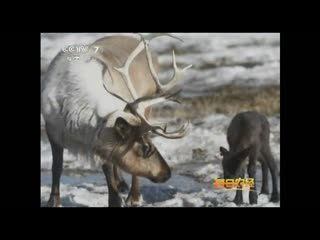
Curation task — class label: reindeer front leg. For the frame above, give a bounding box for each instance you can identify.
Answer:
[126,176,143,207]
[113,165,129,193]
[248,148,259,204]
[102,163,123,207]
[233,168,245,205]
[46,126,64,207]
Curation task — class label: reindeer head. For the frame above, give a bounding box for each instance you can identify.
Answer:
[95,33,192,183]
[220,146,251,181]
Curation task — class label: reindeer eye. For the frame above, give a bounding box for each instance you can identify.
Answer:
[142,144,150,154]
[142,143,155,158]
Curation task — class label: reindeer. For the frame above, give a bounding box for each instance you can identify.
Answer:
[41,33,192,207]
[219,111,280,205]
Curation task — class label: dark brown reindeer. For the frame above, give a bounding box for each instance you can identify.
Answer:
[41,33,191,207]
[219,111,279,205]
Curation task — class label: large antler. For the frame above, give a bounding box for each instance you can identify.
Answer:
[100,33,191,139]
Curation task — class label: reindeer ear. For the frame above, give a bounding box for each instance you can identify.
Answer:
[220,147,229,157]
[106,110,141,128]
[114,118,131,140]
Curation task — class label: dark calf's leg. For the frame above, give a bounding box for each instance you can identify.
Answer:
[248,149,258,204]
[262,147,280,202]
[102,163,123,207]
[113,165,129,193]
[259,155,270,195]
[234,168,244,205]
[46,129,64,207]
[126,176,143,207]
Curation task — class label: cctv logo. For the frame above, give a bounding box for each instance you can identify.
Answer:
[62,45,101,62]
[62,45,100,54]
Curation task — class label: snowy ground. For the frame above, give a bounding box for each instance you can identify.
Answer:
[41,161,280,207]
[41,33,280,207]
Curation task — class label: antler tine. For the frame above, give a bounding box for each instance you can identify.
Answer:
[137,33,192,94]
[162,50,192,93]
[131,93,188,135]
[92,55,130,104]
[137,34,166,92]
[153,120,190,139]
[133,97,169,132]
[102,76,129,104]
[113,38,148,100]
[136,33,184,43]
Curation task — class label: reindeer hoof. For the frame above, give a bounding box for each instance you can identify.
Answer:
[46,195,61,207]
[233,198,243,206]
[270,193,280,203]
[126,194,144,207]
[249,192,258,205]
[109,195,124,207]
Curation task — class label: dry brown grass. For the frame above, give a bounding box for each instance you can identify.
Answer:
[152,85,280,119]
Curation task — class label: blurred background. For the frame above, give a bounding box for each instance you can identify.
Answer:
[41,33,280,207]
